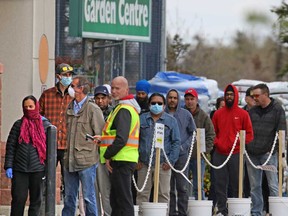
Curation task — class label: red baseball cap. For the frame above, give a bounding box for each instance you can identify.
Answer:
[184,88,198,99]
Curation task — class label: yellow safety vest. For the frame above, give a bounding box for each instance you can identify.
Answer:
[99,104,139,163]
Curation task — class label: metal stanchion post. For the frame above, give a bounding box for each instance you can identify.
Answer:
[45,125,57,216]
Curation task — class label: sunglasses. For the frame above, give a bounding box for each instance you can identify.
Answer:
[252,94,261,99]
[151,102,163,105]
[61,66,73,72]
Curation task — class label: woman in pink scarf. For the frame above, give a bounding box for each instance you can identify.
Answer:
[4,95,51,216]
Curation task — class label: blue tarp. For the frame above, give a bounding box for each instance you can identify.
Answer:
[149,71,213,97]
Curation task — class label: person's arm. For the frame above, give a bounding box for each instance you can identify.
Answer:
[104,109,131,159]
[244,112,254,144]
[204,114,215,153]
[39,92,45,116]
[168,118,181,166]
[4,120,21,170]
[182,113,196,151]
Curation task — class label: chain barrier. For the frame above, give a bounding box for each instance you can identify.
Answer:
[244,132,278,172]
[162,131,197,184]
[133,129,197,191]
[201,132,239,169]
[132,127,156,193]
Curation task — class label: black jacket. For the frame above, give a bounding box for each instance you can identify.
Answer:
[247,98,286,155]
[4,118,51,172]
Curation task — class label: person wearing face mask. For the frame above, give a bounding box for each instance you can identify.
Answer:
[63,75,105,216]
[136,93,181,212]
[212,84,254,216]
[39,63,74,201]
[4,95,51,216]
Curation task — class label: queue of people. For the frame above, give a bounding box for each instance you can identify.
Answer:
[3,63,288,216]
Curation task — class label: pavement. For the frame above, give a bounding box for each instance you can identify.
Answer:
[0,205,64,216]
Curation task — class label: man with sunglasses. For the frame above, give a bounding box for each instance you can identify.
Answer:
[246,83,286,216]
[212,84,254,216]
[39,63,74,200]
[165,89,196,216]
[136,93,181,211]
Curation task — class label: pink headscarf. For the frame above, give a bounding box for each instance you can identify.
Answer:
[18,99,46,164]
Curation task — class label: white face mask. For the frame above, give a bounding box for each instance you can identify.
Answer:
[68,86,75,98]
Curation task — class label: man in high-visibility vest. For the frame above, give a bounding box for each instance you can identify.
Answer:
[99,76,141,216]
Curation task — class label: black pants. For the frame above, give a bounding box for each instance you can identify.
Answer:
[213,151,239,216]
[56,149,65,194]
[110,161,136,216]
[11,171,45,216]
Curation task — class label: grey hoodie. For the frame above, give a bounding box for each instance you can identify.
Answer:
[165,89,196,156]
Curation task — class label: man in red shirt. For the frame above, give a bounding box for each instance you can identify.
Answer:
[39,63,74,199]
[212,84,254,216]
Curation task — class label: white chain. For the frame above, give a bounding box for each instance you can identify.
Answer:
[132,126,156,192]
[244,132,278,169]
[201,132,240,169]
[161,131,197,184]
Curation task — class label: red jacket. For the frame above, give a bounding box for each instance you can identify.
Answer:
[212,84,254,155]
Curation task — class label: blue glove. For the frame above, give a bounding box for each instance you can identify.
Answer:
[6,168,13,179]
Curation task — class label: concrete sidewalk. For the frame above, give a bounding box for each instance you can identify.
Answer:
[0,205,64,216]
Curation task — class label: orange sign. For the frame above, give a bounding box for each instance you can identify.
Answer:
[39,35,49,84]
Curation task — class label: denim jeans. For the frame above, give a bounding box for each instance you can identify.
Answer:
[169,154,189,216]
[189,158,205,200]
[62,164,98,216]
[245,153,278,216]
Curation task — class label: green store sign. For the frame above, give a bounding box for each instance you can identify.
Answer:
[69,0,151,42]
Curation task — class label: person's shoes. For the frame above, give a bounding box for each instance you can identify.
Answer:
[216,212,227,216]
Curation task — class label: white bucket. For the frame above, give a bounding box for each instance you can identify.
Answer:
[134,205,139,216]
[187,200,213,216]
[269,196,288,216]
[141,202,168,216]
[227,198,251,216]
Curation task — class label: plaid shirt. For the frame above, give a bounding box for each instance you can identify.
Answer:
[39,83,73,150]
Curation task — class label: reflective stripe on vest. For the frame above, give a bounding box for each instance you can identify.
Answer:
[99,104,139,163]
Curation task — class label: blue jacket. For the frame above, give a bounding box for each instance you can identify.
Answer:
[139,111,181,166]
[165,89,196,156]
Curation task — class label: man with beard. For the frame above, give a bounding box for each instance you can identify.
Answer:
[165,89,196,216]
[135,79,151,114]
[212,84,254,216]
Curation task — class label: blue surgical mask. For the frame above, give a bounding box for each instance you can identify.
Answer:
[60,76,72,87]
[150,104,163,115]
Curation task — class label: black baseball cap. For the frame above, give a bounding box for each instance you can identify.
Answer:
[94,85,109,96]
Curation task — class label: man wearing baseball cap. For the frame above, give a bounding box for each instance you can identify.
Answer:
[39,63,74,200]
[93,85,113,216]
[184,88,215,202]
[94,85,113,121]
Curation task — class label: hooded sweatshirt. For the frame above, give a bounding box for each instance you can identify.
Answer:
[212,84,254,155]
[165,89,196,156]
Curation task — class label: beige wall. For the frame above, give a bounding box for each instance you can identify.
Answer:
[0,0,55,141]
